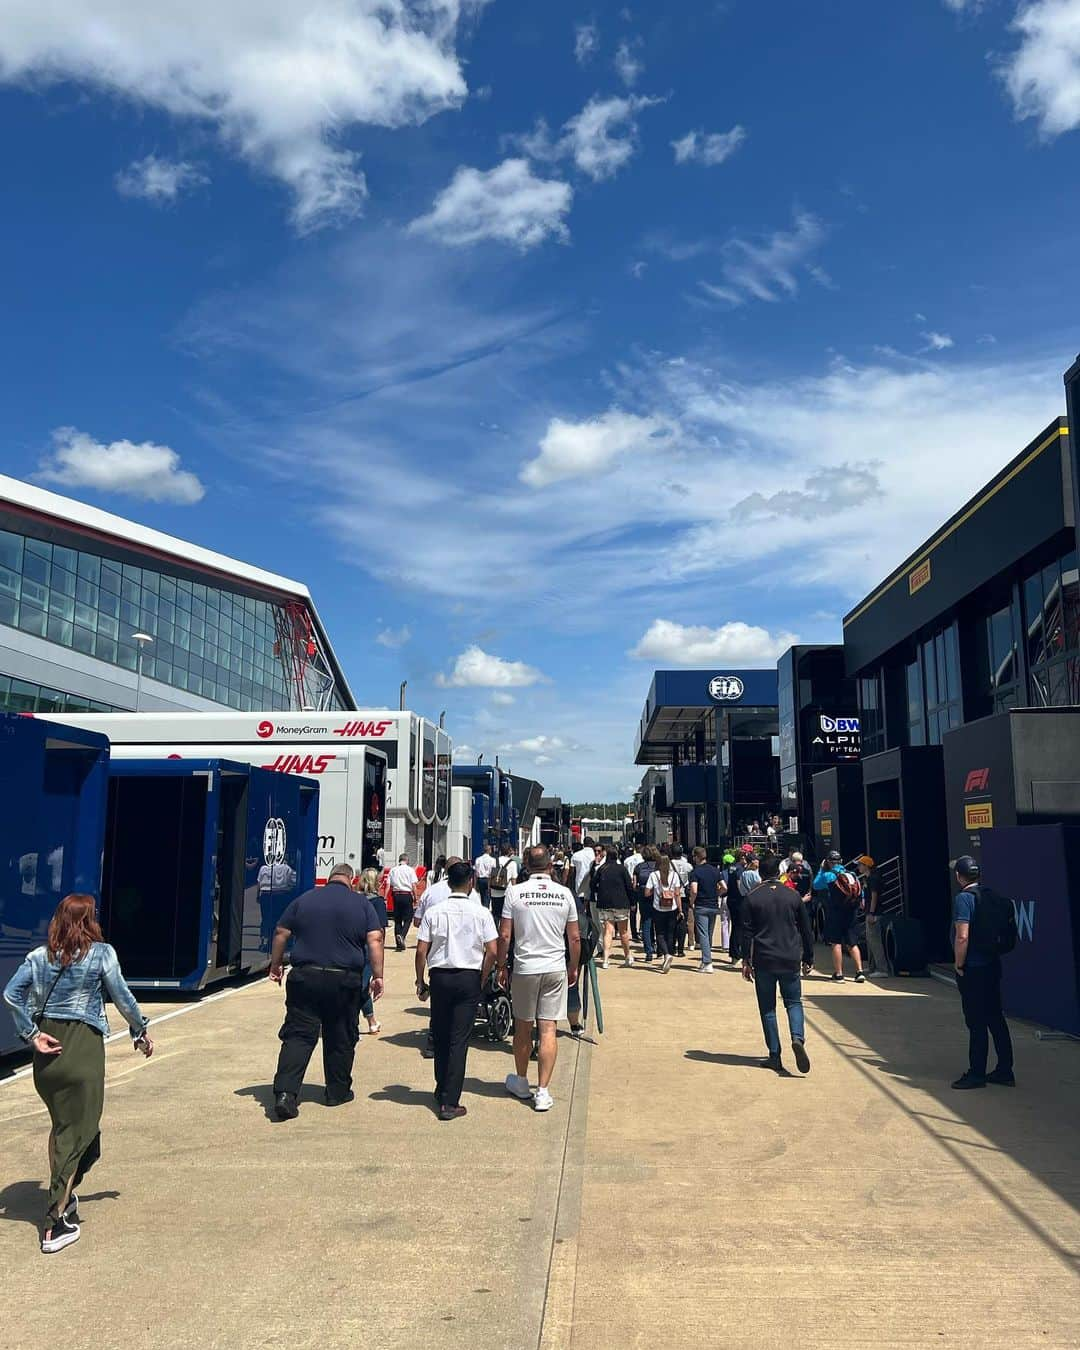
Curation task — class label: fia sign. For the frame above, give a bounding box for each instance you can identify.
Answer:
[708,675,745,701]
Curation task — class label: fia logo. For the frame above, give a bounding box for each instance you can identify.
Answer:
[708,675,745,701]
[263,818,287,866]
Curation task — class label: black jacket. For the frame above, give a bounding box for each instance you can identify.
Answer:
[592,861,637,910]
[741,879,814,974]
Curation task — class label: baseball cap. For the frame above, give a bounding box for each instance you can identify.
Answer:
[826,850,842,862]
[722,852,735,864]
[953,854,980,879]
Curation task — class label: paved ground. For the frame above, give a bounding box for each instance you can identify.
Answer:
[1,941,1078,1349]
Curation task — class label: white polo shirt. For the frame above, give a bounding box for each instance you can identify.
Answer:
[571,847,595,896]
[474,853,497,879]
[418,893,498,970]
[414,878,481,926]
[388,863,419,893]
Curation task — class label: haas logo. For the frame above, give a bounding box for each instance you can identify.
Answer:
[262,754,335,774]
[964,768,990,793]
[256,720,274,739]
[334,720,394,738]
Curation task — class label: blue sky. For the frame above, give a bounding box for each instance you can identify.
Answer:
[2,0,1079,798]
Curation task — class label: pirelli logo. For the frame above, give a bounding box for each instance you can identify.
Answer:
[965,802,994,830]
[820,819,833,837]
[908,558,932,595]
[877,809,902,821]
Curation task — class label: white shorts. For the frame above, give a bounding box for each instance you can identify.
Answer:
[512,971,568,1023]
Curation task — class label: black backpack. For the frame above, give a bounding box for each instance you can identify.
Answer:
[968,885,1019,960]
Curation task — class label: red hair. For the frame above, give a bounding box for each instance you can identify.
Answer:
[47,894,103,967]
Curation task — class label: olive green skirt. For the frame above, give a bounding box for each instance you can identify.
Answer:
[33,1016,105,1219]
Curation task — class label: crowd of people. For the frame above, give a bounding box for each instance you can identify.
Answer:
[3,831,1019,1256]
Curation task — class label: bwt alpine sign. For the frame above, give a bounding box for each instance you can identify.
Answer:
[708,675,745,701]
[807,713,861,762]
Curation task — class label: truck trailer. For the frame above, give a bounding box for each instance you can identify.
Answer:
[33,709,453,874]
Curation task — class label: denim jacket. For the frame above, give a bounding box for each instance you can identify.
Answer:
[2,942,149,1045]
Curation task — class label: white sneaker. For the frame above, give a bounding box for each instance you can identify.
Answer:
[505,1073,532,1100]
[601,959,610,970]
[533,1087,554,1112]
[625,954,635,967]
[662,955,673,973]
[696,963,714,973]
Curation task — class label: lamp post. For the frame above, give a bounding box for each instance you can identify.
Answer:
[132,632,153,711]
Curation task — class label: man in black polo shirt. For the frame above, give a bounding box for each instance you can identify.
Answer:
[269,862,384,1120]
[741,853,815,1075]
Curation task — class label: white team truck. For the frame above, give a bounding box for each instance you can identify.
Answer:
[448,785,473,861]
[33,710,453,875]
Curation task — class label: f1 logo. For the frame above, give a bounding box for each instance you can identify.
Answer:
[964,768,990,793]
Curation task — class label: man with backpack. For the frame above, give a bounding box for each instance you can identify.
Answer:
[951,855,1016,1090]
[813,851,866,983]
[488,843,518,923]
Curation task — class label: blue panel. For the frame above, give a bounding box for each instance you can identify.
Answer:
[651,668,779,712]
[241,768,319,975]
[0,715,110,1056]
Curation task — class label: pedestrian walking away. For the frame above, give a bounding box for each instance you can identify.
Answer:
[670,846,694,954]
[722,852,742,964]
[2,893,154,1255]
[592,847,637,968]
[388,854,421,951]
[813,851,866,982]
[488,843,519,923]
[633,847,659,961]
[415,860,499,1121]
[474,843,497,909]
[645,855,683,973]
[623,841,643,941]
[269,863,384,1119]
[499,845,581,1112]
[688,846,727,972]
[950,855,1017,1090]
[740,854,814,1074]
[353,867,387,1034]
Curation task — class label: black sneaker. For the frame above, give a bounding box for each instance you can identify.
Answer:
[438,1104,467,1121]
[569,1025,585,1040]
[854,972,866,984]
[986,1068,1016,1087]
[274,1091,299,1120]
[951,1072,986,1090]
[830,973,845,982]
[792,1040,811,1074]
[41,1215,80,1254]
[325,1089,355,1107]
[762,1053,784,1074]
[63,1193,80,1224]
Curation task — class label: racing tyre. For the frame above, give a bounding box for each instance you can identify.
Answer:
[885,917,928,976]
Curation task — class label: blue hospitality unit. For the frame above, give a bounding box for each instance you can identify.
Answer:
[453,765,505,850]
[0,714,111,1056]
[103,758,319,989]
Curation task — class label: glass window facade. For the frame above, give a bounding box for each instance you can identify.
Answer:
[1024,549,1080,708]
[0,674,117,715]
[0,524,339,712]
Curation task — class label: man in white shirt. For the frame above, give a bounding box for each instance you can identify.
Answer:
[571,838,597,899]
[671,845,694,954]
[388,854,420,951]
[624,843,643,941]
[416,861,498,1122]
[413,858,481,926]
[487,843,519,922]
[473,843,497,909]
[498,845,580,1112]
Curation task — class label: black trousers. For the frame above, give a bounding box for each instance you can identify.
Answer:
[273,966,364,1100]
[429,967,481,1108]
[392,892,414,948]
[727,897,742,961]
[958,962,1013,1077]
[653,908,676,958]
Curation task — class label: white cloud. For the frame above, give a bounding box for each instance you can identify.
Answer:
[520,410,672,487]
[436,645,546,687]
[564,94,660,180]
[922,330,955,351]
[114,154,206,203]
[503,734,566,754]
[630,260,647,279]
[0,0,479,230]
[491,690,515,705]
[375,625,411,648]
[614,39,643,88]
[630,619,799,667]
[672,125,747,166]
[37,427,205,504]
[574,22,599,65]
[699,210,827,306]
[1001,0,1080,137]
[409,158,572,249]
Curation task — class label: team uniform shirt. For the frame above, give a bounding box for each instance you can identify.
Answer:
[388,863,419,894]
[489,857,519,896]
[952,886,992,968]
[502,875,578,975]
[688,863,723,909]
[414,879,482,926]
[474,853,497,880]
[570,847,596,897]
[646,870,684,913]
[418,893,498,970]
[278,882,380,970]
[671,857,693,890]
[624,850,643,878]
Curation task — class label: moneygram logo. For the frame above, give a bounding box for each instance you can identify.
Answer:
[256,720,274,739]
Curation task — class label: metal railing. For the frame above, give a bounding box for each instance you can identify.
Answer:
[874,855,904,917]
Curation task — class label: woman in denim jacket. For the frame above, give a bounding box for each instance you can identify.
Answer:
[3,893,154,1254]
